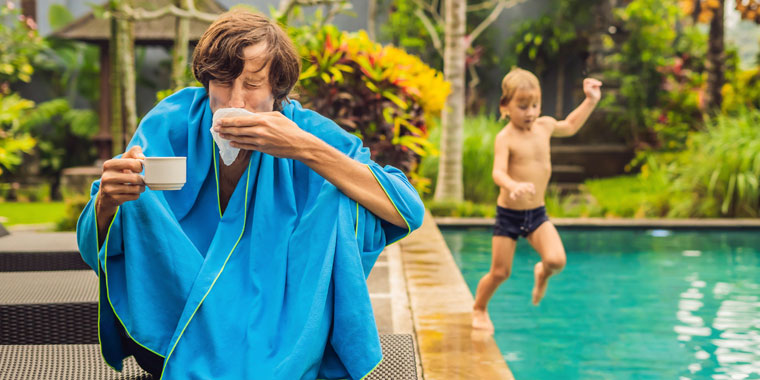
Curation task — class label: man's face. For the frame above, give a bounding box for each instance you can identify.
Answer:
[208,43,275,114]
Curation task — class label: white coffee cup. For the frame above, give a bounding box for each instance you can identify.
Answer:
[140,157,186,191]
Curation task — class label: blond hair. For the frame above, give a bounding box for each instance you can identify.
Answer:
[499,68,541,120]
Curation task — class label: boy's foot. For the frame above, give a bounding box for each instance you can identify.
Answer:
[532,262,548,305]
[472,309,495,334]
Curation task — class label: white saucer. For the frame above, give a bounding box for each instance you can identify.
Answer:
[147,183,185,191]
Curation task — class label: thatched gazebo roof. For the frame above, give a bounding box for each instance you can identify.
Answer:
[51,0,226,45]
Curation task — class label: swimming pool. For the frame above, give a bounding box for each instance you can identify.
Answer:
[442,227,760,380]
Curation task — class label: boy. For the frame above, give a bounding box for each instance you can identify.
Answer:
[472,68,602,333]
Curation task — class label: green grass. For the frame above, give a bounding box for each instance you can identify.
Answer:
[0,202,66,225]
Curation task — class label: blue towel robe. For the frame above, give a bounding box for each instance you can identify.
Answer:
[76,88,424,380]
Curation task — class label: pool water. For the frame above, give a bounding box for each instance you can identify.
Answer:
[442,228,760,380]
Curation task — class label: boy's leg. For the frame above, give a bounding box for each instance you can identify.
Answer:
[526,222,566,305]
[472,235,517,332]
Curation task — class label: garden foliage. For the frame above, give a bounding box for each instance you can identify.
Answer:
[0,1,44,175]
[0,3,99,199]
[378,0,442,71]
[419,114,501,203]
[651,109,760,217]
[0,93,36,175]
[572,110,760,219]
[506,0,594,77]
[605,0,685,148]
[722,66,760,114]
[295,25,449,176]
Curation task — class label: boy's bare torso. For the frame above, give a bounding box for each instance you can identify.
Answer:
[497,117,555,210]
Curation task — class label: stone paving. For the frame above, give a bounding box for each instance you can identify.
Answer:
[398,213,514,380]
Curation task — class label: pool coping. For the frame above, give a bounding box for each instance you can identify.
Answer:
[435,217,760,229]
[398,211,515,380]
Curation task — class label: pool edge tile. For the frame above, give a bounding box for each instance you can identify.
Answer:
[400,211,515,380]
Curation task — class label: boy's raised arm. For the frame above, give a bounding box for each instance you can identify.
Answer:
[552,78,602,137]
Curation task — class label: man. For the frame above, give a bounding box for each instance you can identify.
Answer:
[77,10,424,379]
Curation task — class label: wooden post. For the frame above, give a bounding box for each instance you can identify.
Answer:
[109,9,124,156]
[171,0,191,89]
[94,42,113,161]
[20,0,35,21]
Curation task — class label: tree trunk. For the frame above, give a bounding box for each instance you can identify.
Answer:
[109,6,123,156]
[172,0,191,88]
[367,0,377,40]
[119,0,138,143]
[434,0,465,201]
[704,0,724,110]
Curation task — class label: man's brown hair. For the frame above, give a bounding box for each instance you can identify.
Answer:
[192,10,301,111]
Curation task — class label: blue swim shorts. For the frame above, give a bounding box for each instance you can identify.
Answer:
[493,205,549,240]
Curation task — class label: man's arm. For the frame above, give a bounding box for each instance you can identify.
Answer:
[216,113,410,228]
[552,78,602,137]
[95,146,146,248]
[297,138,409,228]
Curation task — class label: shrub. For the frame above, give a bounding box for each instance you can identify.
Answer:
[56,194,89,231]
[295,26,449,176]
[425,200,495,218]
[545,185,604,218]
[603,0,704,147]
[722,67,760,115]
[655,109,760,217]
[584,174,668,217]
[419,113,502,202]
[0,93,36,175]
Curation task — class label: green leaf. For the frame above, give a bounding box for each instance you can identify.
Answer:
[382,107,394,125]
[721,174,736,215]
[328,67,344,83]
[299,65,318,81]
[49,4,74,30]
[382,91,408,109]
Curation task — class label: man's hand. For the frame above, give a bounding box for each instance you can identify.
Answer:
[96,146,146,215]
[509,182,536,201]
[214,112,315,160]
[583,78,603,103]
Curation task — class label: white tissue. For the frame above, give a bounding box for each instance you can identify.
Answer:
[211,108,256,166]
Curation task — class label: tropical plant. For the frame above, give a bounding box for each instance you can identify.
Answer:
[645,109,760,217]
[296,26,449,177]
[507,0,594,75]
[44,4,101,107]
[0,1,45,175]
[0,1,44,90]
[0,93,36,175]
[379,0,442,70]
[604,0,689,147]
[21,99,98,198]
[679,0,726,110]
[721,67,760,114]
